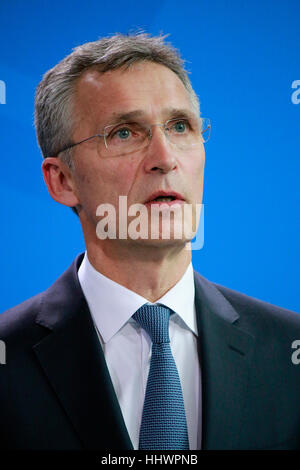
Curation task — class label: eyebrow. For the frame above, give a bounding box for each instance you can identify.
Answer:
[107,107,198,125]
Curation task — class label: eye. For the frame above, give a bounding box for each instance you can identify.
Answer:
[114,127,132,140]
[175,121,186,132]
[108,122,143,142]
[171,120,190,133]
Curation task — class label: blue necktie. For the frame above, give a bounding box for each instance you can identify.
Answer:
[133,304,189,450]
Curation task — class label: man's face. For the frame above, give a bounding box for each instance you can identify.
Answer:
[70,61,205,247]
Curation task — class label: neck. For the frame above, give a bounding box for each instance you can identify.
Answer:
[84,238,191,302]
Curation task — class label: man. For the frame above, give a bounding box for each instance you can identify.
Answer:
[0,33,300,451]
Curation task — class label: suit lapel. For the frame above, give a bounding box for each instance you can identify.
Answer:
[31,253,255,450]
[33,254,133,450]
[194,272,255,449]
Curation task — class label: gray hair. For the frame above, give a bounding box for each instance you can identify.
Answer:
[34,32,200,214]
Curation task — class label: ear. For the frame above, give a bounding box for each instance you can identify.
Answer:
[42,157,80,208]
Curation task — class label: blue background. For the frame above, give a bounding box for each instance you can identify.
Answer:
[0,0,299,313]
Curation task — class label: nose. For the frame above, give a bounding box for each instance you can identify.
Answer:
[143,125,178,174]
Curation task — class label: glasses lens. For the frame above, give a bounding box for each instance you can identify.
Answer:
[166,117,204,149]
[104,122,148,157]
[200,118,211,143]
[102,117,211,157]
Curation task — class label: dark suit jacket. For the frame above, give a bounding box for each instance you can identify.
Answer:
[0,252,300,450]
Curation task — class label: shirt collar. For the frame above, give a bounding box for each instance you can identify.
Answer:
[78,251,197,343]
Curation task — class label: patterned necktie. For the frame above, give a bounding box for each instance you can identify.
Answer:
[133,304,189,450]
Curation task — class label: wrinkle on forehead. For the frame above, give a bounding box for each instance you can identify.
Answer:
[73,62,193,138]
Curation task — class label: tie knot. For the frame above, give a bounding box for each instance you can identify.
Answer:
[133,305,171,344]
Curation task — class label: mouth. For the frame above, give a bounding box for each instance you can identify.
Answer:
[144,191,185,207]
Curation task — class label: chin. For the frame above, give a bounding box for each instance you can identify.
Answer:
[122,234,191,250]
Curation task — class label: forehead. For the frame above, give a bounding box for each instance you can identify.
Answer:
[73,61,194,129]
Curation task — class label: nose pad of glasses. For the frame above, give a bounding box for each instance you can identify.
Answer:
[146,125,164,145]
[148,124,171,143]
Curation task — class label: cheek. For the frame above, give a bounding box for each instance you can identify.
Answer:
[185,150,205,199]
[104,158,139,194]
[196,147,205,171]
[74,157,138,206]
[110,155,142,191]
[186,148,205,178]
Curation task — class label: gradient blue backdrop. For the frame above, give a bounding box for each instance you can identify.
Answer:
[0,0,299,313]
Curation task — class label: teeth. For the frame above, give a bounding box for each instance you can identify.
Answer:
[153,196,174,202]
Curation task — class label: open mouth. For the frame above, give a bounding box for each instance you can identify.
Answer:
[144,189,185,206]
[145,192,185,207]
[151,196,176,202]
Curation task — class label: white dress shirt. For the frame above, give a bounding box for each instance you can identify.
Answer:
[78,252,201,450]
